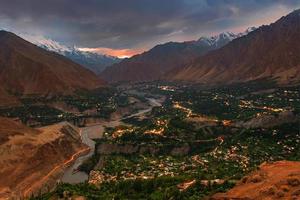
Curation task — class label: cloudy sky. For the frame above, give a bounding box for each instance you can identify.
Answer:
[0,0,299,57]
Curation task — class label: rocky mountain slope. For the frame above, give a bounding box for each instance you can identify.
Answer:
[22,34,121,74]
[0,31,105,105]
[212,161,300,200]
[169,9,300,85]
[0,118,89,199]
[100,29,255,83]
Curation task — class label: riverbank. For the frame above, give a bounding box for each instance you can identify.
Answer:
[61,97,164,184]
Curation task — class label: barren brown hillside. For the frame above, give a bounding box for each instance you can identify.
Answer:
[0,31,105,104]
[211,161,300,200]
[0,117,89,199]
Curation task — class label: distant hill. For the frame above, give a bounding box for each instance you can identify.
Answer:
[168,9,300,85]
[100,28,255,83]
[0,31,105,105]
[21,34,121,74]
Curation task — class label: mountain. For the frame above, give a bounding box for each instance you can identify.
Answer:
[22,34,121,74]
[63,50,121,74]
[0,117,88,198]
[0,31,104,101]
[196,27,256,49]
[168,10,300,85]
[100,28,255,83]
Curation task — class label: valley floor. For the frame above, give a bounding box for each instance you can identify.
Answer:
[0,81,299,199]
[26,81,300,200]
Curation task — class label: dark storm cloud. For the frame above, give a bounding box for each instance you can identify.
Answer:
[0,0,299,50]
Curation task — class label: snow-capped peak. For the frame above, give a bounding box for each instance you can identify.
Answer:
[197,32,237,47]
[20,33,119,59]
[245,27,257,34]
[21,34,72,54]
[196,27,256,47]
[17,33,121,74]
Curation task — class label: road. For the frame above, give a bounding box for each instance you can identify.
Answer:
[61,97,162,183]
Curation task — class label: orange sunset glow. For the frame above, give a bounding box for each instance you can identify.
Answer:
[78,47,142,58]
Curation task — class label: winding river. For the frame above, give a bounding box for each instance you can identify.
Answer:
[61,98,162,183]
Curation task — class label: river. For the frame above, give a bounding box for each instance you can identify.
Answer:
[61,97,162,183]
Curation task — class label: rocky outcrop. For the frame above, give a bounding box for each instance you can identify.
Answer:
[211,161,300,200]
[234,111,297,129]
[97,143,190,156]
[0,118,88,199]
[170,146,190,156]
[98,143,139,155]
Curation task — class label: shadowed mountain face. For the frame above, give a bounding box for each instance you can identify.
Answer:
[0,31,105,103]
[100,30,254,83]
[168,9,300,85]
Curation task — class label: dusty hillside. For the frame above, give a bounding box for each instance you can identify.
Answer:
[211,161,300,200]
[0,117,89,199]
[0,31,105,103]
[169,9,300,85]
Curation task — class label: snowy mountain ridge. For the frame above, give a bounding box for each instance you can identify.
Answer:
[197,27,257,48]
[20,33,121,74]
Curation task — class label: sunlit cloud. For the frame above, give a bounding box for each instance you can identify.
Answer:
[78,47,142,58]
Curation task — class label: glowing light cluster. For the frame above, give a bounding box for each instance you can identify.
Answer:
[144,127,165,135]
[158,86,176,92]
[112,127,134,138]
[239,100,285,112]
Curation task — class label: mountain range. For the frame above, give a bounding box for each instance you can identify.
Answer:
[100,27,256,83]
[22,34,121,74]
[101,10,300,85]
[168,9,300,85]
[1,8,299,102]
[0,31,105,105]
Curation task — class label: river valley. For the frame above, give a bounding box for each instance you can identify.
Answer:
[61,97,163,183]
